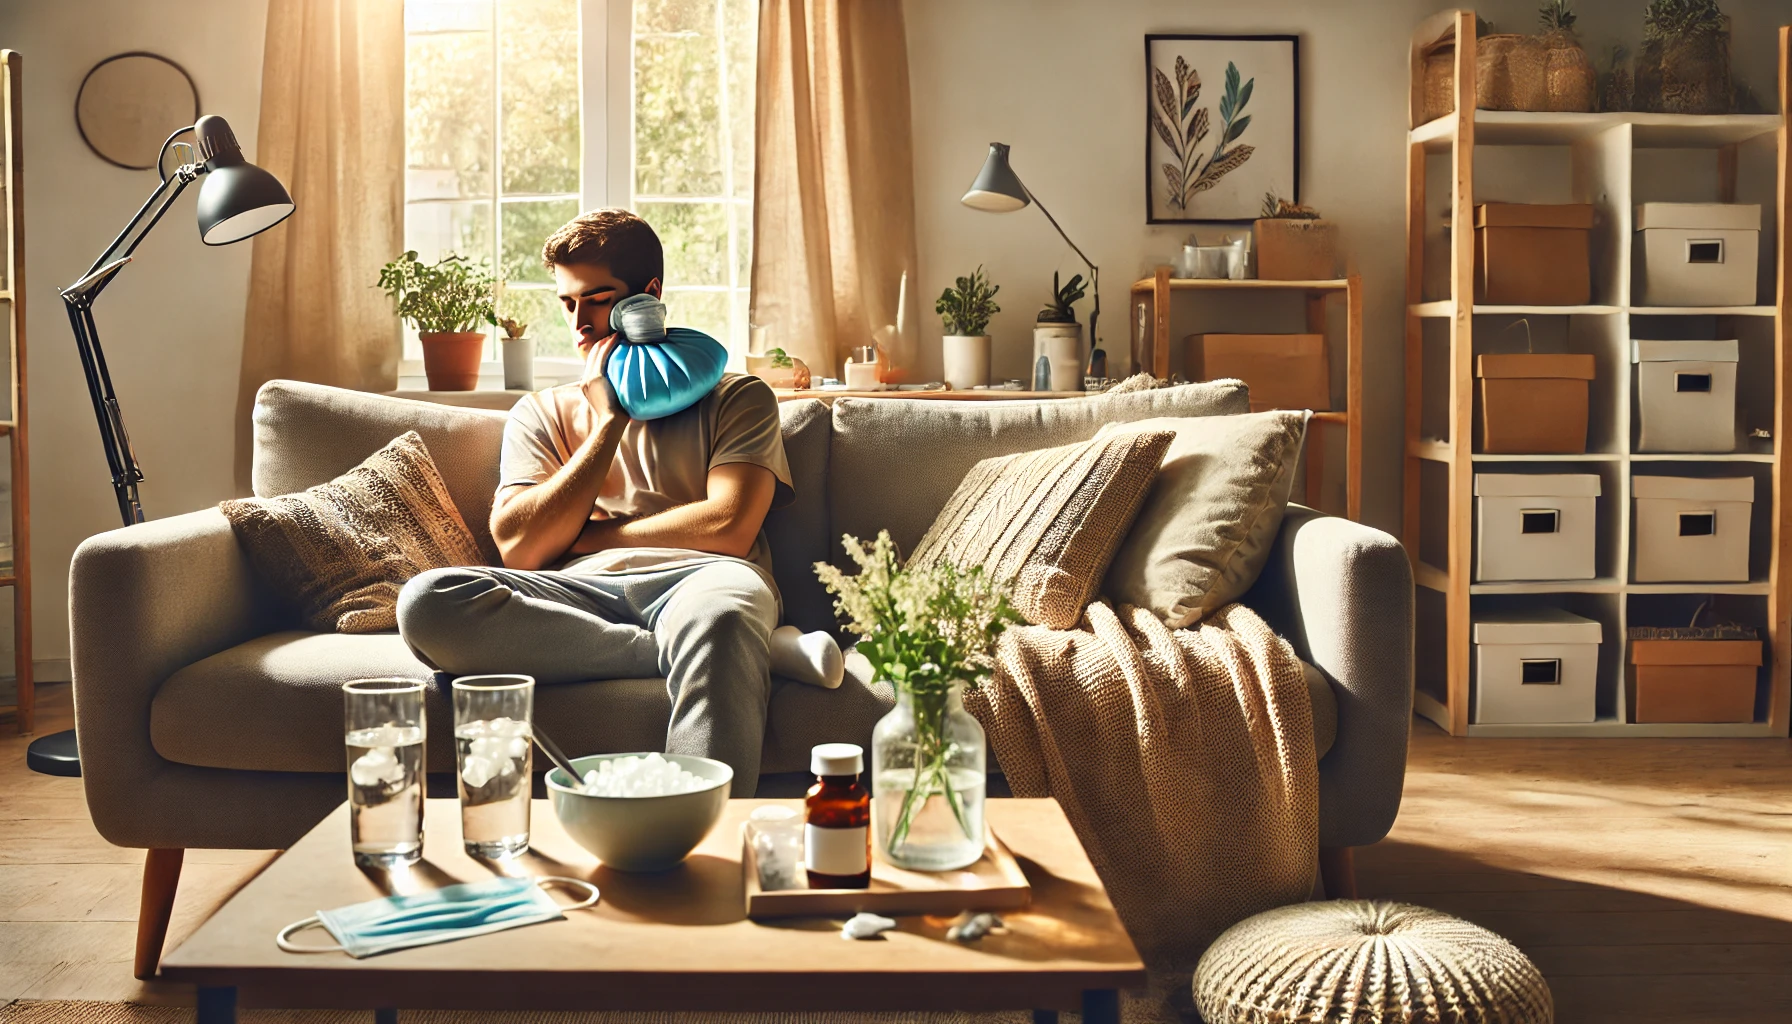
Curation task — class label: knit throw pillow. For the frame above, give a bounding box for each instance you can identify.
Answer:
[908,430,1174,629]
[220,431,485,633]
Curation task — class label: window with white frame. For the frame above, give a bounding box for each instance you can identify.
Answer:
[402,0,756,370]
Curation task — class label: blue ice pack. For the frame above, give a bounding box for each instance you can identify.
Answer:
[605,294,728,421]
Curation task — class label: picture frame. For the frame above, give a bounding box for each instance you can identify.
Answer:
[1144,34,1300,223]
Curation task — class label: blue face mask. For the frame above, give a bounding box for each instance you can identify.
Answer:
[276,875,598,959]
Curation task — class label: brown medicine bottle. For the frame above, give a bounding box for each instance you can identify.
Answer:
[804,743,870,889]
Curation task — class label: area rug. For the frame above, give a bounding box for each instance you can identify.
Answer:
[0,999,1179,1023]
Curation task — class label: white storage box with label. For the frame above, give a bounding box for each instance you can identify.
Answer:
[1633,475,1753,582]
[1633,339,1738,453]
[1474,473,1600,582]
[1473,609,1601,725]
[1634,202,1761,307]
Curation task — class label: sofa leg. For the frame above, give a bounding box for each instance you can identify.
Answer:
[1318,845,1357,900]
[134,848,185,979]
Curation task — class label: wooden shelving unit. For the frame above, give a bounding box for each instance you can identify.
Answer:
[1130,271,1363,520]
[1402,13,1790,737]
[0,52,31,735]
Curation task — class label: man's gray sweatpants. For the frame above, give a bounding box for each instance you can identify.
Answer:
[396,559,775,796]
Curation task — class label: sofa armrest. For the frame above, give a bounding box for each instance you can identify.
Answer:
[70,508,300,848]
[1244,504,1414,849]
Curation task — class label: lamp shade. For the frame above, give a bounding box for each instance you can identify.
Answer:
[961,142,1029,213]
[193,114,294,245]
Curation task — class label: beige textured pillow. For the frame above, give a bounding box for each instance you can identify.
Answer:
[220,431,485,633]
[908,430,1174,629]
[1100,411,1308,628]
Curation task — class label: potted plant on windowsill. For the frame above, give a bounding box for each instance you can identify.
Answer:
[1032,271,1087,392]
[1254,194,1339,281]
[377,251,497,391]
[936,266,1000,391]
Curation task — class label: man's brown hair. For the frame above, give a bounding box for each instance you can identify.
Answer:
[541,208,664,295]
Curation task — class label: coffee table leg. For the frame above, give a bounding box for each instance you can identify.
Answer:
[1031,1010,1060,1024]
[374,1010,399,1024]
[1081,989,1120,1024]
[195,986,236,1024]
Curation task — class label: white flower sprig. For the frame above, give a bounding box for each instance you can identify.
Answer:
[814,531,1019,698]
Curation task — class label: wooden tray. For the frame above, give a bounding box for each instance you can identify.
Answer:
[743,826,1032,919]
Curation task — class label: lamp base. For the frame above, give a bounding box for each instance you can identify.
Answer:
[26,729,80,777]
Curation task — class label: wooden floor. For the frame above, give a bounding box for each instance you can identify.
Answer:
[1,684,1789,1021]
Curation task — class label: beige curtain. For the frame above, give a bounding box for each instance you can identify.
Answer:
[234,0,403,493]
[751,0,920,381]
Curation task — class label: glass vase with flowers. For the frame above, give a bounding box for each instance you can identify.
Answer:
[815,532,1019,871]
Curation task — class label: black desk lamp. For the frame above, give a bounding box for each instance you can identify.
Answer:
[26,115,294,777]
[960,142,1100,373]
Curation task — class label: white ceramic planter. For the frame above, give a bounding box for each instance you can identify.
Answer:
[942,334,990,391]
[1032,324,1084,392]
[501,335,535,391]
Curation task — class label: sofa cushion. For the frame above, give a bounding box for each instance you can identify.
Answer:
[1099,411,1309,628]
[764,398,834,633]
[828,380,1250,560]
[253,381,509,564]
[909,430,1174,629]
[222,432,487,633]
[148,630,904,776]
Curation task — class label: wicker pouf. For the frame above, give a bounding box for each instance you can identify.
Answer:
[1193,900,1552,1024]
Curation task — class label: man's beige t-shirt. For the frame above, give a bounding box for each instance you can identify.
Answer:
[500,372,794,585]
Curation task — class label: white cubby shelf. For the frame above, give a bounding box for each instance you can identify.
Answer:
[1402,12,1790,738]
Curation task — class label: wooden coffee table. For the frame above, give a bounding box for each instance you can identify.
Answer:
[162,798,1146,1023]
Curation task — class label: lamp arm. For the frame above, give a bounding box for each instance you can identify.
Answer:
[80,165,200,286]
[1023,186,1101,362]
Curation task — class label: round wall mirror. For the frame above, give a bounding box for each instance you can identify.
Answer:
[75,52,200,171]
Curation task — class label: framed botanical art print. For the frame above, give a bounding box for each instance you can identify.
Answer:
[1145,34,1299,223]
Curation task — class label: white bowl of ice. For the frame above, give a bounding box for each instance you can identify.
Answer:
[546,752,733,872]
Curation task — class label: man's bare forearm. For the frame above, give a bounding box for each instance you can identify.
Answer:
[570,464,776,562]
[490,418,627,569]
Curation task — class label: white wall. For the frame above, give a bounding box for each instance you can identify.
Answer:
[0,0,269,668]
[905,0,1789,534]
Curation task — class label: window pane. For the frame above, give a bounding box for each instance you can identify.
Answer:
[662,288,730,344]
[501,287,580,361]
[406,13,493,200]
[637,201,727,287]
[634,7,722,197]
[405,200,493,267]
[499,0,580,195]
[723,0,756,199]
[501,197,580,285]
[636,0,712,34]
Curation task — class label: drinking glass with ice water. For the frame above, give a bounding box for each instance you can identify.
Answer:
[453,675,534,858]
[343,678,426,869]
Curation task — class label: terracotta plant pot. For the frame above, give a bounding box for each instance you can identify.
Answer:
[419,331,485,391]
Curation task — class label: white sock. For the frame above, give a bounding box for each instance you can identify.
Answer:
[770,625,844,689]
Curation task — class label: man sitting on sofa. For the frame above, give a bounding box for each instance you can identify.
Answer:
[398,209,842,795]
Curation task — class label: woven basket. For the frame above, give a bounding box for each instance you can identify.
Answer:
[1423,45,1456,121]
[1635,20,1732,114]
[1477,34,1548,110]
[1542,32,1596,112]
[1194,900,1554,1024]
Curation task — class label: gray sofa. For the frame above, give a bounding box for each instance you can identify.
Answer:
[71,378,1413,977]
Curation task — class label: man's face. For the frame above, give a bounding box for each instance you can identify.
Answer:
[554,262,630,358]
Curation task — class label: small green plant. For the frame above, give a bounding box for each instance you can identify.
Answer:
[497,315,528,340]
[376,251,497,334]
[1036,272,1087,324]
[1642,0,1726,39]
[935,266,1001,336]
[765,347,794,369]
[1260,192,1322,219]
[1538,0,1577,34]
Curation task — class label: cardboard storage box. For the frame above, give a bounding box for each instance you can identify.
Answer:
[1474,473,1600,582]
[1473,609,1601,725]
[1633,339,1738,453]
[1635,202,1760,307]
[1185,333,1329,412]
[1629,638,1760,723]
[1632,475,1753,583]
[1474,203,1594,306]
[1476,353,1595,453]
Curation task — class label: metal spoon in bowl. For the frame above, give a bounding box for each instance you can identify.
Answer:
[532,724,586,793]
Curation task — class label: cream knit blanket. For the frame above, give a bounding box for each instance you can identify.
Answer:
[964,601,1317,973]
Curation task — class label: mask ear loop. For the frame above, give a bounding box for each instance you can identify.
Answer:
[276,917,342,954]
[536,876,600,911]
